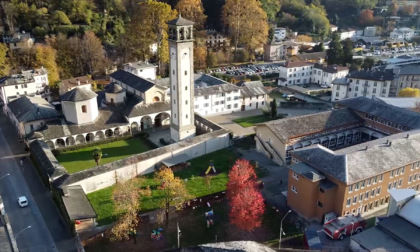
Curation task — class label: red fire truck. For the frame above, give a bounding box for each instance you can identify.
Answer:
[323,215,367,240]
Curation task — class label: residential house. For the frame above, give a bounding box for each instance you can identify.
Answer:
[289,51,326,64]
[238,81,269,111]
[2,31,34,50]
[363,26,376,37]
[264,43,286,62]
[58,76,93,96]
[386,0,420,9]
[339,29,356,41]
[0,68,49,106]
[395,64,420,93]
[331,69,395,100]
[273,28,287,42]
[5,96,60,137]
[278,61,315,86]
[390,28,415,41]
[123,61,157,81]
[312,64,349,87]
[206,30,229,50]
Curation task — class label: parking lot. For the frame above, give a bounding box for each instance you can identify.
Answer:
[202,62,284,77]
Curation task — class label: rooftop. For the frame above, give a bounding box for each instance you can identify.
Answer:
[281,61,314,68]
[289,162,325,182]
[292,130,420,183]
[124,101,170,118]
[347,69,394,81]
[332,77,349,85]
[0,68,48,86]
[110,69,155,93]
[374,96,420,109]
[104,82,125,94]
[378,215,420,250]
[60,76,93,90]
[335,96,420,129]
[8,96,60,123]
[259,108,362,143]
[398,64,420,75]
[398,194,420,228]
[124,61,156,70]
[238,81,269,97]
[60,88,98,102]
[36,109,127,140]
[62,185,97,220]
[167,15,194,26]
[351,226,412,252]
[314,64,348,73]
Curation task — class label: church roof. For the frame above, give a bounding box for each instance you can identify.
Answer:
[168,15,194,26]
[105,82,125,94]
[124,101,171,118]
[110,69,155,93]
[60,88,98,102]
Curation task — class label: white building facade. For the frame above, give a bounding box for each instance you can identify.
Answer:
[278,62,315,86]
[390,28,415,41]
[123,62,157,81]
[0,68,49,106]
[61,89,99,125]
[312,64,349,87]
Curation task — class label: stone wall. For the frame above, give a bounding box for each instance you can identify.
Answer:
[58,128,230,194]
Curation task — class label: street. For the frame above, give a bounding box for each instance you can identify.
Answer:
[0,112,78,252]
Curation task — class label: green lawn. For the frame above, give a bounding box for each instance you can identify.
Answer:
[269,92,287,101]
[56,137,154,174]
[87,149,239,225]
[233,114,286,127]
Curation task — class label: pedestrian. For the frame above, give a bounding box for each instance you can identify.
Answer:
[20,158,23,166]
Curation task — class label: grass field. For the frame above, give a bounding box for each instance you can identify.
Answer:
[87,149,239,225]
[233,114,286,127]
[269,92,287,101]
[56,137,154,174]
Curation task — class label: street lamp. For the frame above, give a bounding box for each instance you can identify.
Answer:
[279,210,292,250]
[15,226,31,240]
[0,173,10,181]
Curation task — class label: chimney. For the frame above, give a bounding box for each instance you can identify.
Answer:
[388,141,392,147]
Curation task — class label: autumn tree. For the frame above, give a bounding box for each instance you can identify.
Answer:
[358,9,382,26]
[0,43,10,77]
[34,44,60,86]
[399,88,420,97]
[206,52,218,68]
[226,159,265,231]
[110,178,151,242]
[81,31,107,76]
[388,3,398,16]
[400,5,414,17]
[222,0,268,57]
[175,0,207,30]
[155,167,190,226]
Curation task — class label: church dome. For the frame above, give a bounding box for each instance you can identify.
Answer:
[105,82,125,94]
[60,87,98,102]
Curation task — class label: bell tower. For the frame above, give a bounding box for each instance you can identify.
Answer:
[168,15,196,142]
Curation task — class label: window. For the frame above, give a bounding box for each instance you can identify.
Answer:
[390,170,394,178]
[401,167,405,174]
[360,180,365,188]
[373,88,376,93]
[15,85,18,89]
[371,189,375,197]
[346,198,351,206]
[174,100,176,104]
[412,163,415,170]
[194,105,199,109]
[367,178,372,186]
[81,105,87,113]
[293,172,299,180]
[185,86,188,91]
[379,174,383,182]
[373,176,377,184]
[393,181,397,188]
[227,104,231,109]
[30,124,34,131]
[398,179,402,187]
[185,100,188,105]
[205,95,209,99]
[227,97,231,101]
[355,86,359,91]
[317,201,323,208]
[173,85,175,90]
[349,184,353,193]
[353,196,357,204]
[204,103,209,107]
[16,92,19,95]
[359,193,364,202]
[388,183,392,189]
[355,182,359,191]
[291,186,298,193]
[365,191,369,198]
[234,104,238,108]
[414,174,417,181]
[377,187,381,195]
[184,71,187,75]
[173,70,175,75]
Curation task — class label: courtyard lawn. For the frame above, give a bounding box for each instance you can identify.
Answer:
[56,137,154,174]
[233,114,286,128]
[269,92,287,101]
[87,149,239,226]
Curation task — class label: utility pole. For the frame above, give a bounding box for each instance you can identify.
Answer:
[177,222,181,249]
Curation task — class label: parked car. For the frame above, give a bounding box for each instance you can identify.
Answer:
[18,196,29,208]
[323,215,367,240]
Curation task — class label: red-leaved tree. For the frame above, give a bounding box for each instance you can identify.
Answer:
[226,159,265,231]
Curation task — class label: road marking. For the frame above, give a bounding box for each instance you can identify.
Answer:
[0,153,30,160]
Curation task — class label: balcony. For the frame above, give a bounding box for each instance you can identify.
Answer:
[362,89,369,95]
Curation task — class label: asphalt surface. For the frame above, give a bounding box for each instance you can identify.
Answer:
[0,112,77,252]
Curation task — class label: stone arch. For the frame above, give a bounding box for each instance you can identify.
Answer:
[114,127,121,136]
[56,139,65,148]
[154,112,171,127]
[66,136,75,146]
[95,131,105,141]
[141,116,152,130]
[105,129,113,138]
[131,122,139,134]
[46,141,55,149]
[76,135,85,145]
[86,133,95,142]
